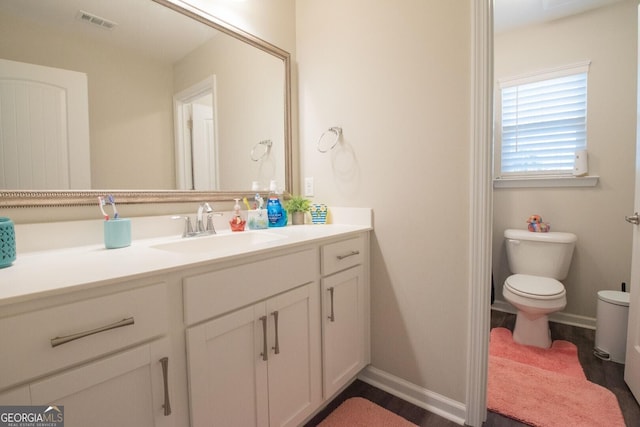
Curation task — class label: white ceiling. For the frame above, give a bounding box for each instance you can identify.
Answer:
[2,0,629,60]
[0,0,218,63]
[494,0,627,33]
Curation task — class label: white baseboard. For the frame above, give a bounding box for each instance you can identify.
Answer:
[357,366,466,425]
[491,300,596,330]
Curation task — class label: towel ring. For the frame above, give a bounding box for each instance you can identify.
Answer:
[317,127,342,153]
[250,139,273,161]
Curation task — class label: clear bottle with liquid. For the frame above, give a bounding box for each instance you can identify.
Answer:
[267,180,287,227]
[229,198,246,231]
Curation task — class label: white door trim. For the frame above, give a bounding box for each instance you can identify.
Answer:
[173,76,218,190]
[466,1,493,426]
[623,1,640,404]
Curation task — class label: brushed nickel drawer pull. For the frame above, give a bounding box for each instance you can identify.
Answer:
[271,311,280,355]
[160,357,172,416]
[259,316,268,361]
[328,287,335,322]
[336,250,360,260]
[50,317,135,348]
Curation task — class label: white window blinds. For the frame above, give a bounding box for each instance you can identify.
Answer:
[499,64,589,176]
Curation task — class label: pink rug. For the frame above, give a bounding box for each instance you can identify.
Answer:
[488,327,625,426]
[318,397,417,427]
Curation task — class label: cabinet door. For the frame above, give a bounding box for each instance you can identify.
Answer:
[0,385,30,405]
[24,338,173,427]
[186,304,269,427]
[266,282,321,427]
[322,266,366,397]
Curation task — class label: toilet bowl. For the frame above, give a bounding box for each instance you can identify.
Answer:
[503,229,576,348]
[503,274,567,348]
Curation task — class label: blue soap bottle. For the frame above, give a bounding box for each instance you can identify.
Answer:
[267,180,287,227]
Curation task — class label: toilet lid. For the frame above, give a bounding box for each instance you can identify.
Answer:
[505,274,565,297]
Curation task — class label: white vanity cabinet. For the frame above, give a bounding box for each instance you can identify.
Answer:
[183,249,322,427]
[0,219,372,427]
[320,235,370,398]
[0,283,175,427]
[1,338,173,427]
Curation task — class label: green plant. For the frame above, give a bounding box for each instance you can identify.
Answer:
[285,196,311,213]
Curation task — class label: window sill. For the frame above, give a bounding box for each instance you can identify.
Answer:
[493,175,599,189]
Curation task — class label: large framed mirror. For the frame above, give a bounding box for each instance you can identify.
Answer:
[0,0,292,207]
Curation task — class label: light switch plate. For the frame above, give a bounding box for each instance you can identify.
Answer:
[304,177,314,197]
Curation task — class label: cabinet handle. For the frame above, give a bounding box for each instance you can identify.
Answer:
[50,317,135,348]
[336,250,359,260]
[271,311,280,355]
[160,357,172,416]
[328,287,335,322]
[259,316,268,361]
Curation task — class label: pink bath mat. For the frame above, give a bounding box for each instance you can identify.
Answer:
[488,327,625,426]
[318,397,417,427]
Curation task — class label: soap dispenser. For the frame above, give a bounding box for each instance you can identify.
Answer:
[248,193,269,229]
[267,180,287,227]
[229,198,246,231]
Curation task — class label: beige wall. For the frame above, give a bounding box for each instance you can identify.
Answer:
[183,0,296,55]
[493,0,638,320]
[297,0,472,403]
[173,33,285,191]
[3,0,476,410]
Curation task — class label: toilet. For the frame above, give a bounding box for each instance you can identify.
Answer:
[503,229,577,348]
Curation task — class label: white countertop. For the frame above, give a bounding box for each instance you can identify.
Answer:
[0,210,372,307]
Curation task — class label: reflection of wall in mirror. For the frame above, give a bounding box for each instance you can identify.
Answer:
[0,10,175,190]
[174,32,285,192]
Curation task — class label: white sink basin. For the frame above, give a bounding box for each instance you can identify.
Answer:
[151,231,287,254]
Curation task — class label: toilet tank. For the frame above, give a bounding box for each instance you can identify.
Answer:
[504,229,577,280]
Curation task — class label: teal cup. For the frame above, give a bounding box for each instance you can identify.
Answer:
[104,218,131,249]
[0,217,16,268]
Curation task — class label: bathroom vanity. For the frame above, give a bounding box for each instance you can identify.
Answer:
[0,212,371,427]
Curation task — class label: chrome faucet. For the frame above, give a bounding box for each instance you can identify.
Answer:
[196,202,213,233]
[172,202,219,238]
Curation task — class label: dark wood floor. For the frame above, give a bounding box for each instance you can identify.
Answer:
[305,310,640,426]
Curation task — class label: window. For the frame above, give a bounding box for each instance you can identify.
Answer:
[496,62,589,178]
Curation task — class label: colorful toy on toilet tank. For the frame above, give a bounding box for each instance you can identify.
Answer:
[527,214,550,232]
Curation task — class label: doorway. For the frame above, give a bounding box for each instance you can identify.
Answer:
[173,76,218,191]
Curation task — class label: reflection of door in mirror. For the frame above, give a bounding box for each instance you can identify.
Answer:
[192,96,216,190]
[174,77,218,191]
[0,59,90,189]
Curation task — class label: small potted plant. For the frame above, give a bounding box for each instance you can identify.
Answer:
[285,196,311,225]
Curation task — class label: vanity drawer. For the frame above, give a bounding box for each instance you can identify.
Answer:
[183,248,317,325]
[0,283,168,391]
[322,236,365,276]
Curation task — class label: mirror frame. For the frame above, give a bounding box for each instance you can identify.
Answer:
[0,0,293,208]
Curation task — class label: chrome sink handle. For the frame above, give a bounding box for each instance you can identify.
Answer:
[196,202,213,233]
[205,210,224,234]
[171,215,195,238]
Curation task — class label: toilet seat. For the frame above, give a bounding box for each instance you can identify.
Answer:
[505,274,565,300]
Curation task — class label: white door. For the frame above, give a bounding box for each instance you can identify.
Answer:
[186,303,269,427]
[191,98,217,190]
[173,76,217,191]
[322,266,366,398]
[266,283,321,427]
[0,58,90,189]
[625,179,640,402]
[624,3,640,402]
[23,339,173,427]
